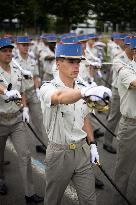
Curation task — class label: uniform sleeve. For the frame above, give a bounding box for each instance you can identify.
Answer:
[119,68,136,89]
[40,83,57,108]
[83,102,90,117]
[112,57,123,73]
[33,63,39,76]
[20,78,26,93]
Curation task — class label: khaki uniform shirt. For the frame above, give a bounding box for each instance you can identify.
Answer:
[40,75,90,144]
[118,61,136,118]
[13,50,39,90]
[0,63,25,114]
[111,44,123,60]
[112,51,131,88]
[40,47,55,75]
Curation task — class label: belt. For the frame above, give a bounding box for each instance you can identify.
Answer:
[49,138,86,150]
[122,115,136,123]
[0,110,21,119]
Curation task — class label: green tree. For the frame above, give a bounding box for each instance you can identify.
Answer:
[46,0,92,33]
[90,0,136,31]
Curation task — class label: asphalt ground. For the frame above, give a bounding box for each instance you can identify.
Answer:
[1,107,136,205]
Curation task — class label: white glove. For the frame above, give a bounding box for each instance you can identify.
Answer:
[90,144,99,164]
[91,62,102,67]
[81,85,112,101]
[4,89,21,99]
[80,81,97,88]
[36,88,40,100]
[22,107,29,123]
[21,70,33,78]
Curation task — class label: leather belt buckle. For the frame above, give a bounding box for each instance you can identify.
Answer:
[69,143,77,150]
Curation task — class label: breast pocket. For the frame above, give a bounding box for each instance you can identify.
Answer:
[30,64,35,74]
[59,104,74,129]
[13,77,22,91]
[74,101,87,128]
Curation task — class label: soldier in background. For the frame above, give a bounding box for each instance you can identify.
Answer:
[13,36,47,154]
[103,34,131,154]
[0,37,43,203]
[112,37,136,205]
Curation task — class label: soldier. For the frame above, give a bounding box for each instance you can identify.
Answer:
[103,34,133,154]
[0,37,43,203]
[112,37,136,205]
[13,36,47,154]
[40,42,112,205]
[39,36,56,81]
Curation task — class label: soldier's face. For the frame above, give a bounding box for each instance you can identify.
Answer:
[0,47,13,64]
[88,39,95,46]
[17,43,29,54]
[56,58,81,79]
[114,39,123,46]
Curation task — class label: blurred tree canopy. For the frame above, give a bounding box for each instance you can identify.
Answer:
[0,0,136,33]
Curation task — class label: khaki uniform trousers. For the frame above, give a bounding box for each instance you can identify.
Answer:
[103,87,121,146]
[26,88,48,145]
[112,116,136,205]
[44,139,96,205]
[0,114,35,196]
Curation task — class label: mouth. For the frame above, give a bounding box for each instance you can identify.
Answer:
[73,71,79,75]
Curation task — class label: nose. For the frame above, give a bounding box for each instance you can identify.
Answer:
[73,63,80,70]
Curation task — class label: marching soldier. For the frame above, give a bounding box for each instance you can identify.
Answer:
[112,37,136,205]
[40,42,112,205]
[13,36,47,153]
[39,36,56,81]
[103,34,133,154]
[0,37,43,203]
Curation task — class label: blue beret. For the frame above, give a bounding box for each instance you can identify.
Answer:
[61,36,78,43]
[16,36,31,43]
[124,36,131,45]
[130,37,136,49]
[0,37,14,49]
[55,43,83,59]
[77,34,88,42]
[87,33,96,39]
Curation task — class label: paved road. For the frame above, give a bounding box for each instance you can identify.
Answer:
[0,112,135,205]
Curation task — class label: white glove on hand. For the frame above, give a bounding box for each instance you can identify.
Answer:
[91,62,102,68]
[81,85,112,101]
[80,81,97,88]
[4,89,21,99]
[36,88,40,100]
[22,70,33,78]
[90,144,99,164]
[22,107,29,123]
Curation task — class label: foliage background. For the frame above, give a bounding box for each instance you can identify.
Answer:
[0,0,136,34]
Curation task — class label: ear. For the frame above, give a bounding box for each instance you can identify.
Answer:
[56,59,61,69]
